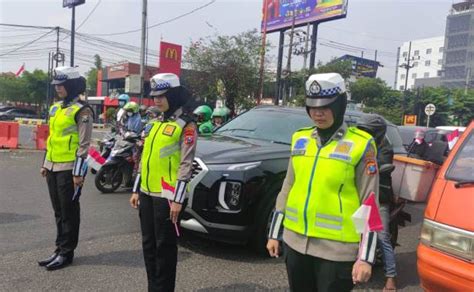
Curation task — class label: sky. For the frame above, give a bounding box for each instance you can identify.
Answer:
[0,0,454,88]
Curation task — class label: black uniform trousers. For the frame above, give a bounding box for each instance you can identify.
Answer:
[285,244,354,292]
[139,192,178,292]
[46,170,80,257]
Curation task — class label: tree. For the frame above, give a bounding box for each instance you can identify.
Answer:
[86,54,102,96]
[22,70,48,106]
[350,77,387,107]
[184,29,269,113]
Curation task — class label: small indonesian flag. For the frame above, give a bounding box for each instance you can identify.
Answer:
[447,129,460,150]
[15,63,25,77]
[86,147,106,171]
[351,192,383,234]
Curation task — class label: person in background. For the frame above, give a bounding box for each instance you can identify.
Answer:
[266,73,380,292]
[211,107,229,129]
[407,129,429,159]
[123,101,144,135]
[116,94,130,134]
[139,104,148,124]
[38,66,93,271]
[357,114,397,292]
[145,106,161,122]
[129,73,197,292]
[193,105,213,135]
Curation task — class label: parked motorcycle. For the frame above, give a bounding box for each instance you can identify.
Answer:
[91,133,116,175]
[94,132,140,193]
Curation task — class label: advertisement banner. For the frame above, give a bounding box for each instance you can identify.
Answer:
[262,0,348,33]
[336,55,380,78]
[159,41,182,76]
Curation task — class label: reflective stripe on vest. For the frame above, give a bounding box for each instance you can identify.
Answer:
[46,102,83,163]
[140,119,184,196]
[283,126,375,243]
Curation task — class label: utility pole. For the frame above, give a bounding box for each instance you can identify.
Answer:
[257,0,269,105]
[303,23,310,70]
[399,41,419,118]
[274,31,284,105]
[464,67,471,94]
[139,0,147,105]
[70,6,75,66]
[283,14,296,106]
[309,22,318,69]
[55,27,60,67]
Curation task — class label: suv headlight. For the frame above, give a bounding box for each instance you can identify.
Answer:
[420,219,473,262]
[218,181,242,211]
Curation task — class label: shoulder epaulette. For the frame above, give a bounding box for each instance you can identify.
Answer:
[295,126,316,133]
[348,126,373,140]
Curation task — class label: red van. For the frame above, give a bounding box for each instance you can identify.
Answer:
[417,120,474,291]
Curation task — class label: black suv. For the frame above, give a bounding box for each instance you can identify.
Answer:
[182,106,406,253]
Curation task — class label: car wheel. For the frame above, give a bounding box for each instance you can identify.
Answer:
[252,194,278,257]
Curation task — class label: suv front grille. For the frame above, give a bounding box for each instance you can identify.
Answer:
[191,159,203,180]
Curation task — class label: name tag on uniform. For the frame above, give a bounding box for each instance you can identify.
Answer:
[329,140,353,162]
[162,125,176,136]
[292,138,309,156]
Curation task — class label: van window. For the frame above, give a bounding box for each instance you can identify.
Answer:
[446,132,474,182]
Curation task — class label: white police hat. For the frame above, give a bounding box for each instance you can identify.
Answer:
[150,73,180,96]
[51,66,81,85]
[305,73,346,107]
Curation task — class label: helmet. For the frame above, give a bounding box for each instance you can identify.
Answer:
[149,73,180,96]
[211,107,228,119]
[193,105,213,121]
[357,114,387,146]
[146,106,160,116]
[139,104,148,113]
[305,73,346,108]
[123,101,139,114]
[118,94,130,108]
[51,66,81,85]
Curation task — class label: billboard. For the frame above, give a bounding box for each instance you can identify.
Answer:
[335,55,380,79]
[63,0,85,8]
[159,41,182,76]
[262,0,348,33]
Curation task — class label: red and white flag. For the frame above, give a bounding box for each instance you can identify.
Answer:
[15,63,25,77]
[86,147,106,171]
[446,129,460,150]
[351,192,383,234]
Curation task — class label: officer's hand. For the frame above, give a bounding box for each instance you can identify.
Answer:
[266,239,280,258]
[130,193,139,209]
[40,168,48,177]
[73,176,84,187]
[170,202,182,224]
[352,260,372,284]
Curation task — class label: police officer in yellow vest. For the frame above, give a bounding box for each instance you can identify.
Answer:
[129,73,197,292]
[266,73,379,291]
[38,66,93,271]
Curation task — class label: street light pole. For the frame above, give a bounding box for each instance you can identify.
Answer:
[70,6,75,67]
[139,0,147,105]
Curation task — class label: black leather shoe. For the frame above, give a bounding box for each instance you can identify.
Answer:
[45,255,73,271]
[38,253,58,267]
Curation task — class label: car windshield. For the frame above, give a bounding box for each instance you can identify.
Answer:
[215,108,312,144]
[446,131,474,182]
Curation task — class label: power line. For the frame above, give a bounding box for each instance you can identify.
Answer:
[0,23,56,30]
[0,29,55,57]
[76,0,102,31]
[88,0,216,36]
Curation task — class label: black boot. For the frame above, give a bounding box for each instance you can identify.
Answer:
[38,253,58,267]
[45,254,73,271]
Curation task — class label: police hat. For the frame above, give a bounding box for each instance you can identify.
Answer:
[51,66,82,85]
[305,73,346,107]
[149,73,180,96]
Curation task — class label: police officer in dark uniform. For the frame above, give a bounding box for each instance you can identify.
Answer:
[129,73,197,292]
[38,66,93,270]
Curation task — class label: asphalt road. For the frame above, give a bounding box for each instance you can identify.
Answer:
[0,151,424,291]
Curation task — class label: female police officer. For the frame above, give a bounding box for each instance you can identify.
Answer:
[266,73,379,291]
[129,73,197,292]
[38,66,93,270]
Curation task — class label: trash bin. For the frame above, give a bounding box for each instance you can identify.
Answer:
[392,155,440,202]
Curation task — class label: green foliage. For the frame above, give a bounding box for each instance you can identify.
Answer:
[350,78,387,107]
[184,29,270,112]
[85,54,102,96]
[105,107,117,123]
[0,70,47,106]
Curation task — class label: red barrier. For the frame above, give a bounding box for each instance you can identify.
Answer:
[0,122,19,149]
[34,124,49,150]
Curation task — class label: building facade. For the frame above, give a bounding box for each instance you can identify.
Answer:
[395,36,445,91]
[441,0,474,88]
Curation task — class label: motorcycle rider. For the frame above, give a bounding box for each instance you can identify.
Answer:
[39,66,93,270]
[193,105,213,135]
[116,94,130,134]
[357,114,397,292]
[211,107,228,129]
[266,73,380,292]
[139,104,149,124]
[129,73,197,292]
[123,101,144,135]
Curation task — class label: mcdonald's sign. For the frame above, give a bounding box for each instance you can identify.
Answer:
[159,41,182,76]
